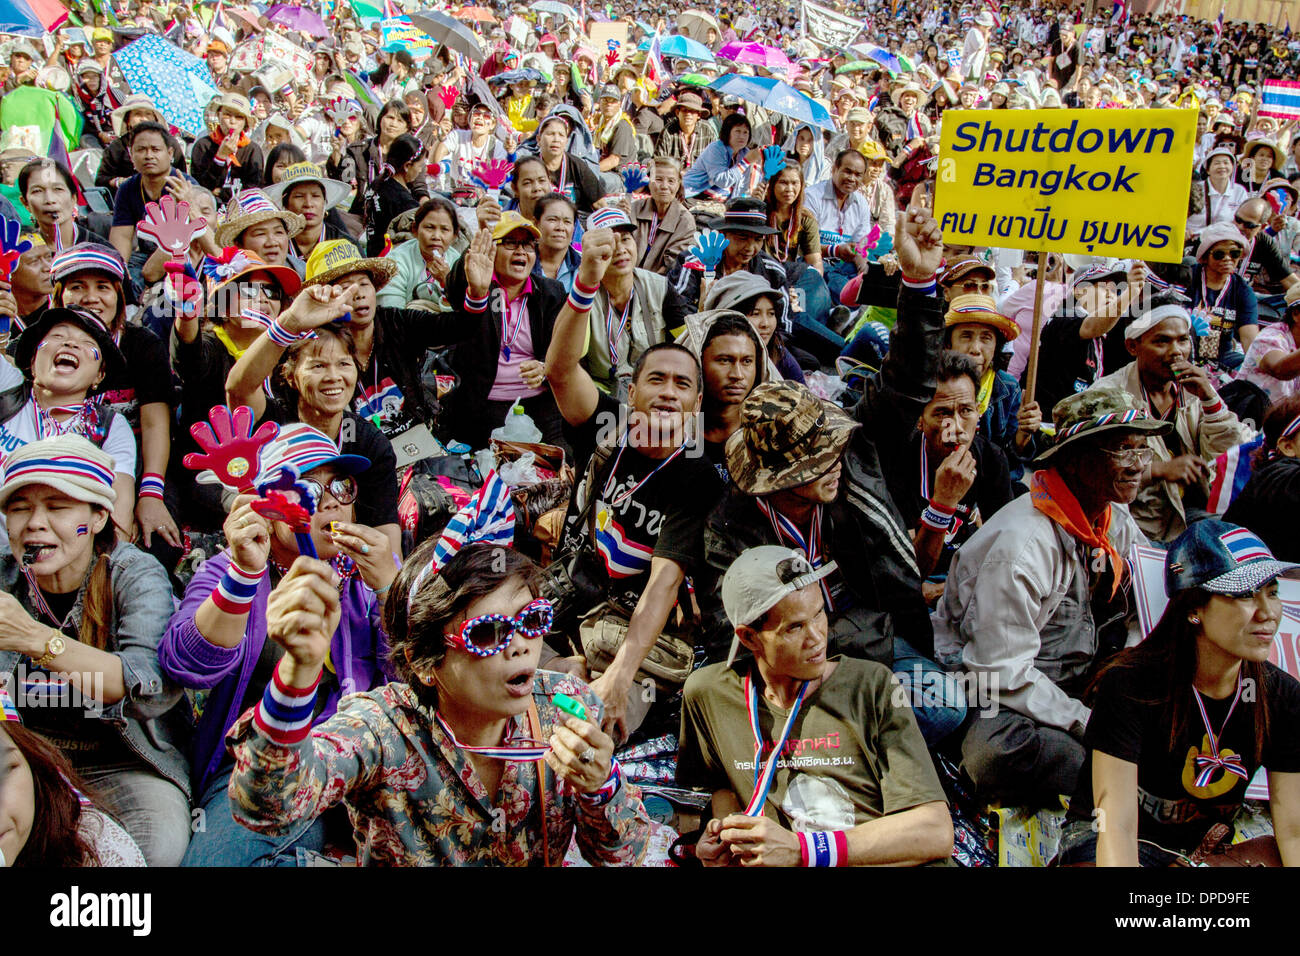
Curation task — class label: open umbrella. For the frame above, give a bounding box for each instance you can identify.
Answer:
[530,0,577,21]
[676,73,711,86]
[0,0,68,36]
[453,5,496,23]
[225,5,265,29]
[658,33,715,62]
[707,74,835,132]
[265,4,329,37]
[717,41,790,71]
[675,10,718,44]
[408,9,485,62]
[835,60,877,74]
[113,33,219,137]
[487,68,545,85]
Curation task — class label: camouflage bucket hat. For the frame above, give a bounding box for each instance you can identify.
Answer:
[1033,386,1172,465]
[725,381,860,495]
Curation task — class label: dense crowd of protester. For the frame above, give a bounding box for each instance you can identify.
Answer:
[2,0,1300,869]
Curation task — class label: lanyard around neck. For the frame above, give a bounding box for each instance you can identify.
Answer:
[743,670,810,816]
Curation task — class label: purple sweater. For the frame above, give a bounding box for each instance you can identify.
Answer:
[158,550,392,795]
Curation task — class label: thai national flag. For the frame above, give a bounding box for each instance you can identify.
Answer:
[431,469,516,571]
[1219,527,1273,564]
[1261,80,1300,120]
[1213,6,1224,38]
[645,32,665,85]
[983,0,1001,29]
[595,516,654,579]
[1207,435,1262,514]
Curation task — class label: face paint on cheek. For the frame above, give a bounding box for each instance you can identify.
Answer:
[91,348,100,362]
[76,524,88,536]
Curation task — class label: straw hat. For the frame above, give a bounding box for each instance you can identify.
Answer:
[943,293,1020,342]
[111,94,166,137]
[215,189,306,248]
[302,239,397,289]
[263,162,351,211]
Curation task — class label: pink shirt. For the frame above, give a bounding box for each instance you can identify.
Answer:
[489,277,546,402]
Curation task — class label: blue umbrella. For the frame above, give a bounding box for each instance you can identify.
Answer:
[113,34,220,138]
[659,33,715,62]
[0,0,62,36]
[708,74,836,132]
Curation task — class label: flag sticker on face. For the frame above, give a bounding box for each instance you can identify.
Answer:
[1220,527,1272,564]
[76,524,89,536]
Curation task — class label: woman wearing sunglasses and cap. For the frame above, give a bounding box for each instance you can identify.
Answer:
[1058,519,1300,867]
[159,423,396,866]
[225,539,650,865]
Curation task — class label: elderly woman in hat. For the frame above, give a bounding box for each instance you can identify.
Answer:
[265,162,356,268]
[95,95,188,195]
[0,307,137,536]
[1058,519,1300,867]
[0,435,192,866]
[159,423,396,866]
[1187,222,1259,370]
[213,188,305,270]
[192,92,265,202]
[222,536,649,866]
[46,244,181,551]
[1240,135,1285,196]
[1188,146,1249,243]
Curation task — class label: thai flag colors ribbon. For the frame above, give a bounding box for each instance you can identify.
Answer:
[742,671,810,816]
[755,499,832,608]
[1219,527,1274,564]
[1190,673,1251,789]
[253,667,321,745]
[433,712,550,761]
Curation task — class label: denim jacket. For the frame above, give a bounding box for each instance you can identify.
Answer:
[158,550,391,795]
[0,539,192,797]
[982,369,1037,482]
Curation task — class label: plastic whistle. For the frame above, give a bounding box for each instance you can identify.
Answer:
[554,693,587,722]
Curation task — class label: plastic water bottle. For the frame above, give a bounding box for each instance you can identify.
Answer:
[491,400,542,443]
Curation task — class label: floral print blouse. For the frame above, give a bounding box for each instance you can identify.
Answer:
[226,670,651,866]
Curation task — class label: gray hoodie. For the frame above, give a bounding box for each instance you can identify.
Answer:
[675,305,777,386]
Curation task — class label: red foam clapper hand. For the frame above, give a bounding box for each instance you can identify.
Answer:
[138,194,208,259]
[471,158,514,190]
[182,405,280,493]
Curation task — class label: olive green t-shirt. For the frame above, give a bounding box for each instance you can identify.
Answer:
[678,657,947,830]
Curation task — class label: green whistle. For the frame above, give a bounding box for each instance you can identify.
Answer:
[554,693,586,721]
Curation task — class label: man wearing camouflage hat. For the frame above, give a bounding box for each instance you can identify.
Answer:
[703,198,966,744]
[933,387,1170,806]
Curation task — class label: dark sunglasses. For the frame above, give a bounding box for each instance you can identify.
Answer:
[1234,215,1263,230]
[445,598,553,658]
[1210,248,1244,260]
[301,475,358,505]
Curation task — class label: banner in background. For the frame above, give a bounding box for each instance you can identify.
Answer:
[934,108,1196,262]
[801,0,864,47]
[381,16,436,59]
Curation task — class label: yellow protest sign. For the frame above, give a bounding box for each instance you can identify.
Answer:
[934,109,1197,263]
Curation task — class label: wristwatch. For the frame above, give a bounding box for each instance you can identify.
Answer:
[31,633,66,670]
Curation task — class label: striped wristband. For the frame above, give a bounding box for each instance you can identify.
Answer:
[901,273,939,296]
[138,473,165,500]
[464,290,490,313]
[567,279,599,313]
[1202,395,1224,415]
[797,829,849,867]
[578,759,623,807]
[253,666,321,745]
[266,317,306,347]
[210,559,266,615]
[920,499,957,532]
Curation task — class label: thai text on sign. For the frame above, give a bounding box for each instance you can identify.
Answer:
[934,109,1197,263]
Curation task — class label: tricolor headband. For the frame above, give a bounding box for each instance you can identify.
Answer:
[3,453,116,491]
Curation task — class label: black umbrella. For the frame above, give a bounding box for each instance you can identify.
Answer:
[407,9,485,64]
